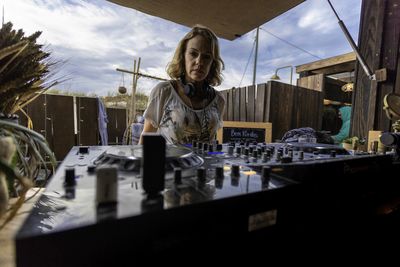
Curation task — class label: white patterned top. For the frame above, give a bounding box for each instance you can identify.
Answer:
[143,81,225,145]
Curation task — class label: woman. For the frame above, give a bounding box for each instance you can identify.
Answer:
[140,25,225,145]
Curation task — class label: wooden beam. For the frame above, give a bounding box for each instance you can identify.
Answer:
[308,61,356,75]
[296,52,356,74]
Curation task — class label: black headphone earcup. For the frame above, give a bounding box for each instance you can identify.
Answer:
[183,83,195,98]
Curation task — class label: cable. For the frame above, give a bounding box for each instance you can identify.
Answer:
[260,27,322,60]
[239,38,256,88]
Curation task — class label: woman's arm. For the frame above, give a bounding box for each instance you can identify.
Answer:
[138,119,157,144]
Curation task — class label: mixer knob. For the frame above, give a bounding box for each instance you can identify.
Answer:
[261,166,271,188]
[208,144,214,152]
[249,146,254,154]
[235,147,241,155]
[174,167,182,185]
[203,143,209,152]
[251,150,258,162]
[215,166,224,179]
[64,168,76,187]
[298,151,304,160]
[231,164,240,177]
[276,151,282,161]
[192,140,197,149]
[78,146,89,154]
[87,165,96,173]
[227,145,234,155]
[215,166,224,189]
[96,166,118,205]
[228,146,234,155]
[262,152,269,162]
[197,167,206,183]
[216,144,223,151]
[330,150,336,158]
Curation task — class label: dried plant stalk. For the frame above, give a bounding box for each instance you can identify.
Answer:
[0,137,17,218]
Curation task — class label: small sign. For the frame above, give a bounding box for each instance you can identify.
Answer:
[222,127,265,143]
[217,121,272,144]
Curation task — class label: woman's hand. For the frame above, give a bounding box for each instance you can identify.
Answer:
[138,119,157,144]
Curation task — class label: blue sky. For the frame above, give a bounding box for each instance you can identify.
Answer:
[3,0,362,96]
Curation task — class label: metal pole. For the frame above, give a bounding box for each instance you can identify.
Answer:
[252,27,259,86]
[129,57,140,127]
[326,0,374,80]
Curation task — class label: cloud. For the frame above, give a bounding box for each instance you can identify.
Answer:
[3,0,361,95]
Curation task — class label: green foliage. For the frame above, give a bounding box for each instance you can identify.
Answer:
[0,22,60,114]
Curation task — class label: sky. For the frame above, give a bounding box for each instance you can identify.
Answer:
[2,0,362,96]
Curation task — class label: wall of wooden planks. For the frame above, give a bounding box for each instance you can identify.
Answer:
[17,94,127,161]
[352,0,400,140]
[221,81,323,141]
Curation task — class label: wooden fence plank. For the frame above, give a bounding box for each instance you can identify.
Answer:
[46,95,75,161]
[233,88,240,121]
[227,89,234,121]
[255,83,266,122]
[107,108,126,145]
[78,97,99,146]
[269,81,295,141]
[247,85,255,122]
[220,90,228,121]
[240,87,246,121]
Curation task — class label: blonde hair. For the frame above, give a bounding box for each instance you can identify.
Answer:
[166,24,224,86]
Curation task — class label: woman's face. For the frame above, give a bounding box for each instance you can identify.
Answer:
[184,35,213,84]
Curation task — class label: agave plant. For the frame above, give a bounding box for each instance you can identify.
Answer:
[0,22,60,114]
[0,22,59,228]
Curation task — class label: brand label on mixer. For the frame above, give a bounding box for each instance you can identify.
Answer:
[248,209,277,231]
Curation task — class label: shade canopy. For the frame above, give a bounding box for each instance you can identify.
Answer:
[108,0,305,40]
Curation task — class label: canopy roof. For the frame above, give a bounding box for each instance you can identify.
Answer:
[108,0,305,40]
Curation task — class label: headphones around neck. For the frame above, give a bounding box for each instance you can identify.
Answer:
[182,80,196,98]
[180,77,212,99]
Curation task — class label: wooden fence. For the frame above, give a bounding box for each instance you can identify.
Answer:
[220,81,323,141]
[17,94,127,161]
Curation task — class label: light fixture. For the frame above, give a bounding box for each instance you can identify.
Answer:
[341,82,353,92]
[270,65,293,85]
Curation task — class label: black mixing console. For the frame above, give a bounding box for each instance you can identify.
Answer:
[15,136,400,266]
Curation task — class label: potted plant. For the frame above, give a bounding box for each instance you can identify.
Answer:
[342,136,366,151]
[0,22,59,229]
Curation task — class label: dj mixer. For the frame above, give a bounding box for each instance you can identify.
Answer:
[15,135,399,266]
